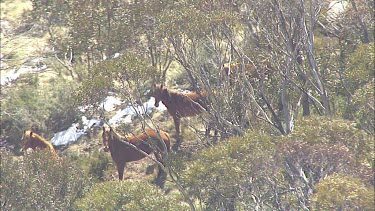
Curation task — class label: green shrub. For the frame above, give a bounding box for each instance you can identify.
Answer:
[287,116,373,166]
[280,117,374,209]
[181,117,374,210]
[345,43,374,92]
[181,130,281,210]
[311,174,374,211]
[1,149,92,210]
[351,80,374,134]
[74,180,189,210]
[87,151,111,182]
[1,76,79,153]
[70,150,111,182]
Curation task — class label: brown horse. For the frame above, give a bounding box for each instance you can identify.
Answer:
[151,84,207,150]
[221,61,274,85]
[21,130,58,158]
[102,127,170,187]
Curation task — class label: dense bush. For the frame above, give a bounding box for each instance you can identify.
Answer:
[1,76,80,152]
[1,149,92,210]
[285,117,374,172]
[180,117,374,210]
[351,79,374,134]
[180,130,281,210]
[311,174,374,210]
[74,180,189,210]
[279,117,374,209]
[69,150,112,182]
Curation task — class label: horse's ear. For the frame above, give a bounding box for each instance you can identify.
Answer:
[30,131,33,137]
[102,127,106,132]
[159,84,164,89]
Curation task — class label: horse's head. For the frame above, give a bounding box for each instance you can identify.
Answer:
[102,127,111,152]
[21,130,34,151]
[151,83,169,107]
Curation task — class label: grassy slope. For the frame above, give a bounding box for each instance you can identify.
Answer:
[1,0,51,77]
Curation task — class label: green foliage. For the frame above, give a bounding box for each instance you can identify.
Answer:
[345,43,374,92]
[311,174,374,211]
[158,6,211,39]
[75,53,156,109]
[87,151,110,182]
[1,75,80,151]
[279,116,374,209]
[181,117,374,210]
[181,130,281,210]
[288,117,373,167]
[351,79,374,134]
[29,0,70,27]
[1,149,92,210]
[1,75,42,150]
[74,180,189,210]
[71,150,111,182]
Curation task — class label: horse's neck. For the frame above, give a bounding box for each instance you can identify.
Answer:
[161,90,177,107]
[110,135,129,148]
[34,138,48,149]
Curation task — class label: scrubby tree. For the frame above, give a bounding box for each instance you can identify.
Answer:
[74,180,189,210]
[179,116,373,210]
[1,149,92,210]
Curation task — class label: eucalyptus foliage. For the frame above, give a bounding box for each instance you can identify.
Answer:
[1,150,92,210]
[74,180,189,210]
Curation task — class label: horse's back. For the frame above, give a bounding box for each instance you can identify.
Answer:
[144,129,171,152]
[168,91,206,117]
[111,129,170,163]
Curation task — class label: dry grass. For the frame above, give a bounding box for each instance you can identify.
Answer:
[1,0,32,22]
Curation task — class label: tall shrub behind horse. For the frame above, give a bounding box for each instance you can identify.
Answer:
[151,84,207,150]
[21,130,59,158]
[102,127,170,188]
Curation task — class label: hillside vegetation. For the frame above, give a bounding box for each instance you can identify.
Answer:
[1,0,374,210]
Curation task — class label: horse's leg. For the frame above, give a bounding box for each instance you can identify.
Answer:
[213,128,219,144]
[205,124,211,137]
[116,162,125,180]
[153,153,167,188]
[172,115,181,151]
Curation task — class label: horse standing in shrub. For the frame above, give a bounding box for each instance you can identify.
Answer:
[102,127,170,187]
[151,84,207,150]
[21,130,59,158]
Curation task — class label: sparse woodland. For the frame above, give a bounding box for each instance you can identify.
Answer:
[1,0,374,210]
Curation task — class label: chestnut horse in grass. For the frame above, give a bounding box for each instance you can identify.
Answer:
[102,127,170,187]
[151,84,207,150]
[21,130,58,158]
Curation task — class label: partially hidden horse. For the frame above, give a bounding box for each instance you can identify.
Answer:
[102,127,170,187]
[151,84,207,150]
[21,130,59,158]
[221,61,274,85]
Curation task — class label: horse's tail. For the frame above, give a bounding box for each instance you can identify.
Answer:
[47,144,59,159]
